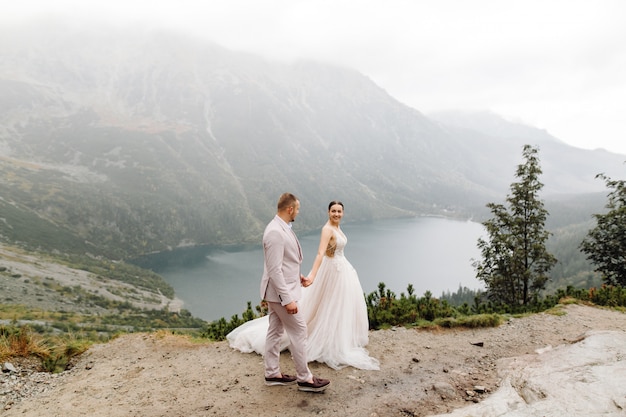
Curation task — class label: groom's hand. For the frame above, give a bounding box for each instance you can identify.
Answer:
[301,275,312,287]
[285,301,298,314]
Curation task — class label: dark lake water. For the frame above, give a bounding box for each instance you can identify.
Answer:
[139,216,486,321]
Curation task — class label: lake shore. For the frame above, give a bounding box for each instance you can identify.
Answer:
[152,216,486,321]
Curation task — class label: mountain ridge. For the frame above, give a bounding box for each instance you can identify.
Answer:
[1,20,624,260]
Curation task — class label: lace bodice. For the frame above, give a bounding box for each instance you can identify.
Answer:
[331,228,346,257]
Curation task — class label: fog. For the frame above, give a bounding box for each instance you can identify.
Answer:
[3,0,626,156]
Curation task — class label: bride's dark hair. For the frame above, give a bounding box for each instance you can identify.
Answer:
[328,201,344,210]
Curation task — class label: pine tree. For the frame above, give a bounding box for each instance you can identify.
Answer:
[580,173,626,286]
[474,145,557,306]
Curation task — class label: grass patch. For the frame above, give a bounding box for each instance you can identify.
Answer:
[433,313,503,329]
[0,325,92,372]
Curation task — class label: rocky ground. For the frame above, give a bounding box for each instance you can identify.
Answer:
[2,303,625,416]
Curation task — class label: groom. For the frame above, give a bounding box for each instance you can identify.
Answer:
[260,193,330,392]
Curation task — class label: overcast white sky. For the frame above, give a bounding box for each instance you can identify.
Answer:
[4,0,626,155]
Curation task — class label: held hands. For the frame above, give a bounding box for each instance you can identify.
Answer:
[300,274,313,287]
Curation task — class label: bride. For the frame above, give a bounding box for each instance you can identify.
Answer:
[227,201,379,371]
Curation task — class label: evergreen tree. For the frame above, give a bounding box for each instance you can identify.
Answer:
[474,145,557,306]
[580,173,626,286]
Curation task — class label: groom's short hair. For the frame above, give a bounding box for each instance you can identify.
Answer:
[277,193,298,211]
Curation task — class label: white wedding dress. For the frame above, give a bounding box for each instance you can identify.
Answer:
[226,228,380,370]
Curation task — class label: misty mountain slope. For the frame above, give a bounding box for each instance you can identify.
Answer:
[0,21,624,259]
[429,110,626,196]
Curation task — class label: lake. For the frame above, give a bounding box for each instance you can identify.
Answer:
[140,216,486,321]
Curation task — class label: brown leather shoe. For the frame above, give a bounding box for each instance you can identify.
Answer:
[265,374,297,386]
[297,376,330,392]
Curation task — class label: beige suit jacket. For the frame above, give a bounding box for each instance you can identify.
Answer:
[259,215,303,305]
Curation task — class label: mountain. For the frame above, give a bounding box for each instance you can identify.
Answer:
[429,110,626,195]
[1,19,624,260]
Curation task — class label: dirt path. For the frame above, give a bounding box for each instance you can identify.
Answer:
[2,303,625,417]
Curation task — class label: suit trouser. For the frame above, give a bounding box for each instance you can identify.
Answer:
[265,301,313,383]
